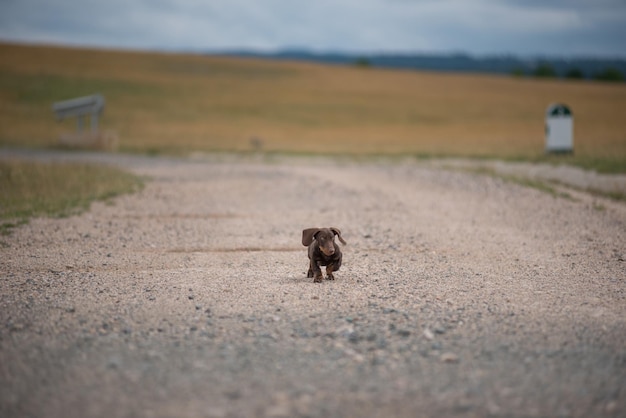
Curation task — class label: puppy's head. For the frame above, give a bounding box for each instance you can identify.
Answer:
[302,227,346,256]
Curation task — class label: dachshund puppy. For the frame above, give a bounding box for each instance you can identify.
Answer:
[302,227,346,283]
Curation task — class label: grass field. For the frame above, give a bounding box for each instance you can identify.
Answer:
[1,42,625,172]
[0,159,143,235]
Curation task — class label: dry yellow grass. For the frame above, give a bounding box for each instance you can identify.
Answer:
[1,42,625,171]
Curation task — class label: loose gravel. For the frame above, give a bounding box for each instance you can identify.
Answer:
[1,152,625,418]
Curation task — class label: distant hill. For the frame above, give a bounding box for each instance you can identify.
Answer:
[223,50,626,81]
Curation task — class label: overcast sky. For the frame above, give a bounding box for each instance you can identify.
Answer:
[1,0,625,58]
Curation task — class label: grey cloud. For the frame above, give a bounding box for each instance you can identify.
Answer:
[0,0,624,56]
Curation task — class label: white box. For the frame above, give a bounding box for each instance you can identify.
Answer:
[545,103,573,153]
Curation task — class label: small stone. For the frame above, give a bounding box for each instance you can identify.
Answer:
[266,405,290,418]
[107,359,120,369]
[605,401,618,414]
[9,323,25,332]
[224,390,241,400]
[422,328,434,340]
[336,325,355,339]
[397,329,411,337]
[440,352,459,363]
[348,332,360,344]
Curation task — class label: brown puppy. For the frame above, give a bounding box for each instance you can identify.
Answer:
[302,227,346,283]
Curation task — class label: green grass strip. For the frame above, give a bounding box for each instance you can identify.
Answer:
[0,159,143,235]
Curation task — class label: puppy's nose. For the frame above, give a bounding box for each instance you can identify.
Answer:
[327,247,335,255]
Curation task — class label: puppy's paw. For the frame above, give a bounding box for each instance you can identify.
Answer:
[326,273,335,281]
[313,275,323,283]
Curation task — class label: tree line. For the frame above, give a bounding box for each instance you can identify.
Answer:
[227,50,626,82]
[512,62,624,82]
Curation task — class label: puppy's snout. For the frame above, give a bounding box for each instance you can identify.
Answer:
[321,244,335,256]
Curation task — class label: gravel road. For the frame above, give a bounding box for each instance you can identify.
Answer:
[1,152,625,417]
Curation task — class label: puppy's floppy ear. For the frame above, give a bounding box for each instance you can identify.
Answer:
[330,227,347,245]
[302,228,320,246]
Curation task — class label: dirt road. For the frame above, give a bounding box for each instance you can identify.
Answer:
[1,152,625,417]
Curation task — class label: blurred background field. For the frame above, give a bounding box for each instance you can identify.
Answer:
[1,42,625,172]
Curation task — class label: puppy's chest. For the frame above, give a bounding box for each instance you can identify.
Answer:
[310,246,340,264]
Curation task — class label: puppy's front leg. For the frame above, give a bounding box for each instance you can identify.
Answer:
[326,264,335,280]
[311,260,323,283]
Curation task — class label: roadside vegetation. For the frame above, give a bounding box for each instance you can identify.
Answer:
[0,159,143,235]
